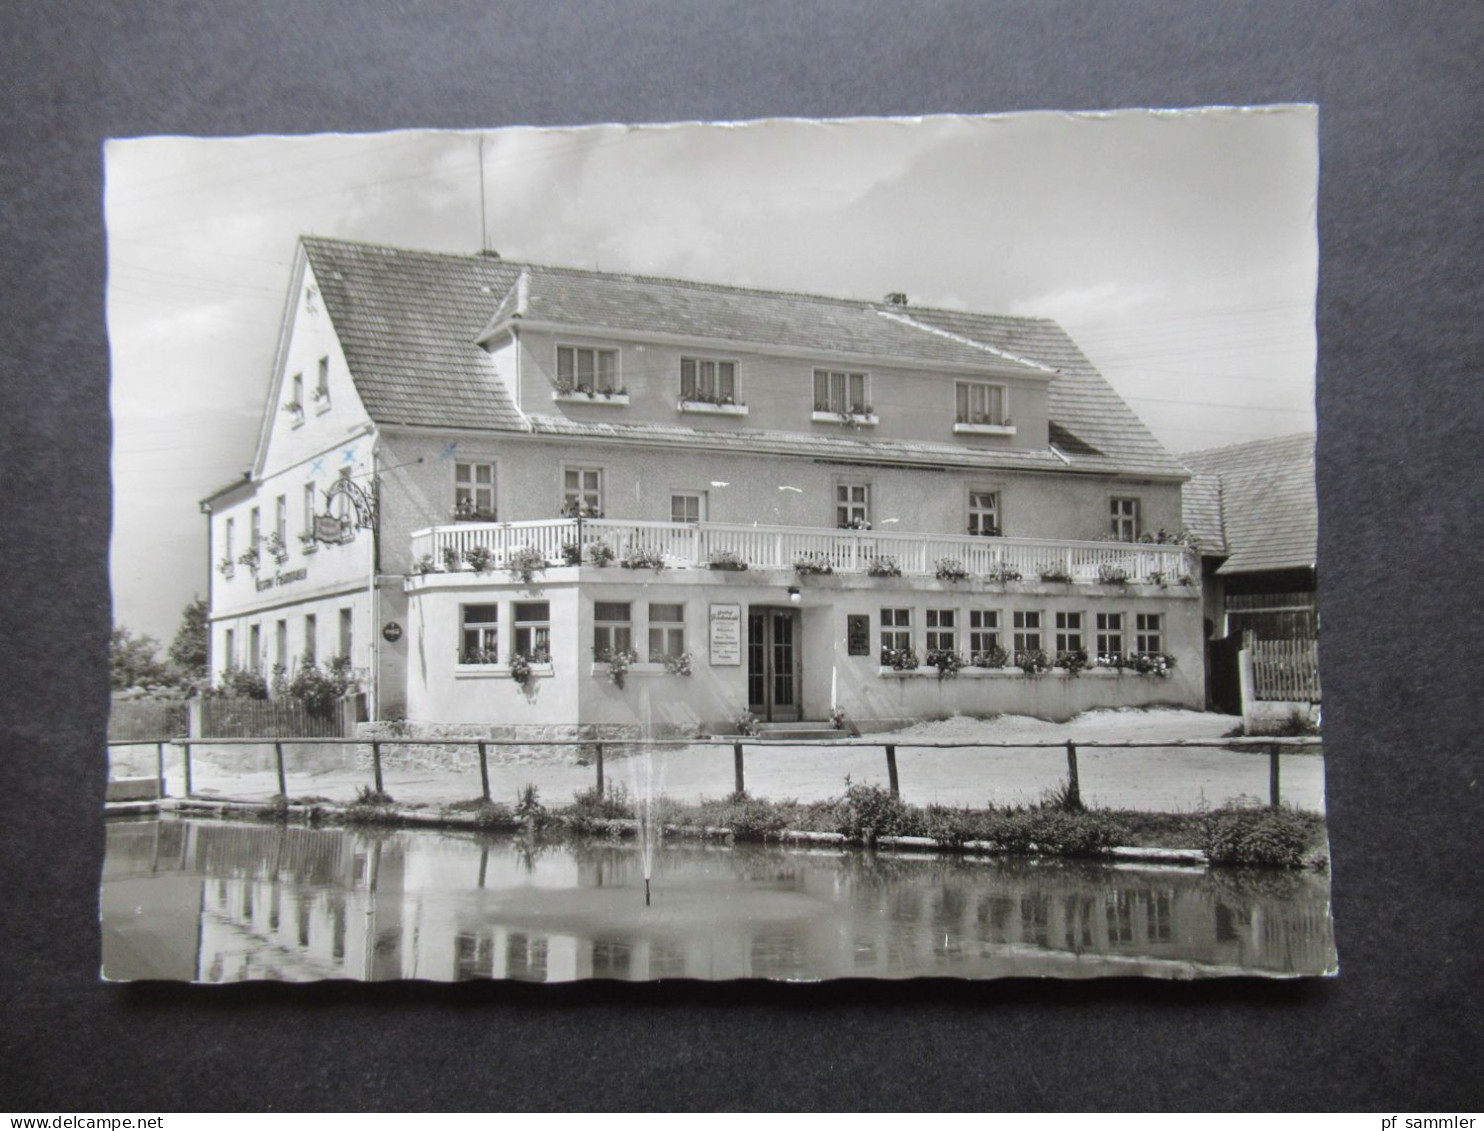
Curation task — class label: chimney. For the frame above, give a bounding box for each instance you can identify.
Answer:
[885,292,908,306]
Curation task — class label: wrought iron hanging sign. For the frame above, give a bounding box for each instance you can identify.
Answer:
[316,476,379,544]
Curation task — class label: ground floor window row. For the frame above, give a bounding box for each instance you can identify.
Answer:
[220,607,356,676]
[869,607,1169,671]
[457,600,689,666]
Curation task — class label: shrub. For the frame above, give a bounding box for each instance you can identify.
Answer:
[709,791,790,840]
[707,549,748,571]
[355,785,394,806]
[731,710,761,736]
[621,546,665,571]
[560,541,582,566]
[505,545,545,582]
[441,545,463,572]
[793,553,834,575]
[1200,805,1315,867]
[934,557,969,581]
[983,808,1125,857]
[925,648,966,679]
[1054,649,1090,677]
[587,541,615,567]
[217,665,269,699]
[413,554,437,575]
[568,782,635,823]
[924,804,984,850]
[514,783,546,825]
[970,645,1009,669]
[288,654,356,716]
[866,556,902,577]
[832,779,916,847]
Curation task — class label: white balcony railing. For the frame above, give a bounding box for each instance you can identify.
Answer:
[409,519,1196,585]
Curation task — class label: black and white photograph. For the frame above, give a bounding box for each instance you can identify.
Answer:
[102,108,1330,984]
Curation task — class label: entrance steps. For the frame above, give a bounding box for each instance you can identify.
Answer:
[752,721,851,742]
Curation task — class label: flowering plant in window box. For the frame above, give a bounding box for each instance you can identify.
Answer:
[968,524,1002,537]
[464,545,499,574]
[1129,652,1177,677]
[866,556,901,578]
[678,389,743,408]
[593,645,639,689]
[1038,563,1074,584]
[934,557,969,582]
[839,516,872,531]
[441,546,463,572]
[560,541,582,566]
[620,546,665,571]
[1097,562,1130,586]
[413,554,437,575]
[1015,649,1052,676]
[452,498,497,522]
[311,386,328,403]
[555,380,627,399]
[925,648,966,680]
[1055,649,1090,676]
[984,563,1023,584]
[297,531,319,553]
[880,645,919,671]
[1095,652,1129,671]
[264,532,290,565]
[504,545,545,582]
[587,541,615,567]
[282,399,303,416]
[236,546,261,574]
[970,645,1010,669]
[216,556,236,579]
[460,647,500,665]
[793,553,834,576]
[509,649,550,689]
[661,651,694,677]
[559,498,602,519]
[707,549,748,571]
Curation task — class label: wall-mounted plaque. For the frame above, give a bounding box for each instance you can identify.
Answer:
[709,603,742,665]
[847,613,870,656]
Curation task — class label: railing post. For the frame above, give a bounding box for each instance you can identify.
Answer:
[182,742,193,797]
[733,742,745,797]
[155,741,166,799]
[595,741,605,798]
[274,741,288,798]
[478,741,490,802]
[372,740,384,795]
[885,744,900,798]
[1269,742,1281,809]
[1065,740,1082,809]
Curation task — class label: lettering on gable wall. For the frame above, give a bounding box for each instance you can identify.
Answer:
[256,568,309,593]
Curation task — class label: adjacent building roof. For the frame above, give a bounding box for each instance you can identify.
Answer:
[299,236,1187,479]
[1181,433,1316,575]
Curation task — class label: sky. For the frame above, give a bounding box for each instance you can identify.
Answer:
[106,108,1318,642]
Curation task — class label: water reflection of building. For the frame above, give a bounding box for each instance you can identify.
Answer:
[103,820,1334,983]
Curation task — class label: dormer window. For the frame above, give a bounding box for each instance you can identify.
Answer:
[956,381,1008,426]
[814,369,870,415]
[557,345,619,395]
[680,358,739,404]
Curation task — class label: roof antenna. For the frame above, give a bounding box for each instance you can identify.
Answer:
[478,134,488,253]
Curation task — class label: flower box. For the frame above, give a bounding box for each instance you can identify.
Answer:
[678,400,748,416]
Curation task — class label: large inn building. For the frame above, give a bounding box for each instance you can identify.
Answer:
[202,237,1203,734]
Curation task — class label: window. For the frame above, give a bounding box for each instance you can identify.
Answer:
[670,492,705,523]
[846,614,871,656]
[224,517,235,560]
[1096,612,1124,656]
[648,602,685,661]
[460,604,499,664]
[836,482,869,528]
[291,372,304,411]
[275,620,288,673]
[557,345,619,393]
[680,358,737,403]
[454,462,497,520]
[814,369,869,414]
[1110,497,1140,541]
[1012,610,1042,653]
[304,614,317,666]
[880,608,912,659]
[339,608,352,660]
[593,602,632,657]
[249,624,262,672]
[969,610,1000,656]
[223,628,236,670]
[926,609,957,652]
[303,483,317,534]
[1055,611,1084,655]
[1135,613,1163,654]
[315,356,330,404]
[968,490,1000,536]
[564,467,603,515]
[513,602,551,660]
[275,495,287,543]
[250,507,261,549]
[955,381,1008,426]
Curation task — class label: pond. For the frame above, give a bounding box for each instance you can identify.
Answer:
[101,817,1336,983]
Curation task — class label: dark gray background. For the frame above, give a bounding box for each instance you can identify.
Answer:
[3,1,1480,1112]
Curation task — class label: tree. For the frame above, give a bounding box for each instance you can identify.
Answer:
[109,626,171,691]
[167,596,210,681]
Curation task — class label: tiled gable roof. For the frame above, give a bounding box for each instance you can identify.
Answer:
[1182,433,1316,574]
[299,236,1186,478]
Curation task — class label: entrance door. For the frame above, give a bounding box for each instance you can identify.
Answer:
[1206,632,1243,715]
[747,607,802,722]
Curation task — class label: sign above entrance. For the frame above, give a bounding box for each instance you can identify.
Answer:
[709,604,741,666]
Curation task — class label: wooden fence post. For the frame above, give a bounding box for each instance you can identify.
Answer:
[182,742,193,797]
[478,742,490,802]
[595,742,605,798]
[1065,740,1082,809]
[372,741,384,795]
[273,741,288,798]
[885,744,900,798]
[1269,743,1281,809]
[155,741,166,799]
[733,743,745,796]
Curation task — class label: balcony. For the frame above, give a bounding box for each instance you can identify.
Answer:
[409,519,1196,585]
